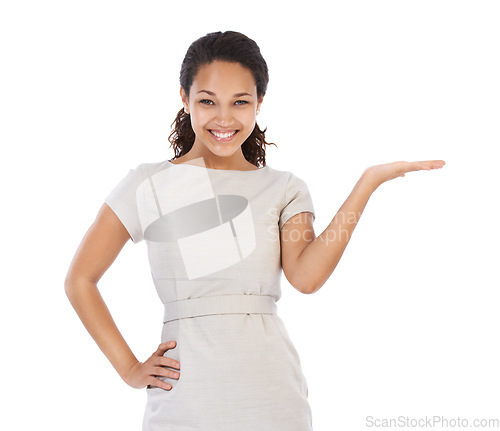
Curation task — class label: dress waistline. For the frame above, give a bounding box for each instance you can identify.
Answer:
[163,294,277,324]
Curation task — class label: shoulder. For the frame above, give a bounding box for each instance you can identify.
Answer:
[265,164,309,179]
[261,165,299,184]
[135,159,171,176]
[268,167,311,192]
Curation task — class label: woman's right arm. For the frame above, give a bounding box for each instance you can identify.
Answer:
[64,203,141,381]
[65,204,181,390]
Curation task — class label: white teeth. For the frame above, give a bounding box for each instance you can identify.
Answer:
[210,130,236,138]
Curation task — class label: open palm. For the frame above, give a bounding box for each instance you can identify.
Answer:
[364,160,446,189]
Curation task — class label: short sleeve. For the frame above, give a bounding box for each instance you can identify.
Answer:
[104,165,145,243]
[279,173,316,231]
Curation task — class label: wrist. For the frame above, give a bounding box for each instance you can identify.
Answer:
[121,359,140,381]
[360,169,379,193]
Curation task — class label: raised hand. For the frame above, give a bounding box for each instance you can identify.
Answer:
[123,341,181,391]
[363,160,446,190]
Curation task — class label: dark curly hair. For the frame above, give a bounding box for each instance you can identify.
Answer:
[168,30,277,168]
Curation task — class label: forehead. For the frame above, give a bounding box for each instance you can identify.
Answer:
[192,61,256,95]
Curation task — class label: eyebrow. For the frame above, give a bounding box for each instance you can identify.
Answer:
[197,90,252,97]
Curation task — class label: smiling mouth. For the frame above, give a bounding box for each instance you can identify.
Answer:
[209,130,239,141]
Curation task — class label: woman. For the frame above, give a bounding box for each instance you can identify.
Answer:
[65,30,445,430]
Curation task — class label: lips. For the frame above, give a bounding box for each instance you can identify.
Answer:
[209,129,239,142]
[209,130,238,137]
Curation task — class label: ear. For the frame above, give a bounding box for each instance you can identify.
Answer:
[180,86,189,111]
[257,95,264,112]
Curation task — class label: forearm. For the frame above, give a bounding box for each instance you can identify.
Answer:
[65,279,139,380]
[300,171,377,293]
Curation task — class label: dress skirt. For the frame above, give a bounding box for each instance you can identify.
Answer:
[142,294,313,431]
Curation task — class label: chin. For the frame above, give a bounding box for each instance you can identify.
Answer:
[209,146,241,158]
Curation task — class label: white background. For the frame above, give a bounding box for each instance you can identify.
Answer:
[1,0,499,429]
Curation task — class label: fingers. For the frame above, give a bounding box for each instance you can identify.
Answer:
[147,341,181,391]
[154,365,181,380]
[157,355,181,370]
[154,340,181,373]
[432,160,446,168]
[419,160,446,169]
[148,378,173,391]
[408,160,446,173]
[156,340,177,356]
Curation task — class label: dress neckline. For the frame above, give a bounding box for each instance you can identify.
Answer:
[166,160,268,173]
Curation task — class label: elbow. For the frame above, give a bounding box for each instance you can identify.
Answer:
[64,270,79,293]
[64,276,76,298]
[303,282,323,295]
[64,275,72,294]
[293,274,319,295]
[298,282,318,295]
[287,270,319,294]
[64,275,89,298]
[65,275,98,294]
[303,286,316,295]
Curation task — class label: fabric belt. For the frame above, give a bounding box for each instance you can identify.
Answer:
[163,294,277,324]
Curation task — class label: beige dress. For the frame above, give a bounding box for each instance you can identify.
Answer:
[104,158,316,431]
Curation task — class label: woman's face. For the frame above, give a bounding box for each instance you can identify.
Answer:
[180,60,263,162]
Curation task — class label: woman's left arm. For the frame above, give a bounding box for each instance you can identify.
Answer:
[280,160,446,294]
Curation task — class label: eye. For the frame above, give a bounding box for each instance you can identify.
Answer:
[199,99,249,106]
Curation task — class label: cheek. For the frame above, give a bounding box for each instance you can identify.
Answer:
[239,111,256,127]
[189,111,208,128]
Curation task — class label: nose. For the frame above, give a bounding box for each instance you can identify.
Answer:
[214,105,233,127]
